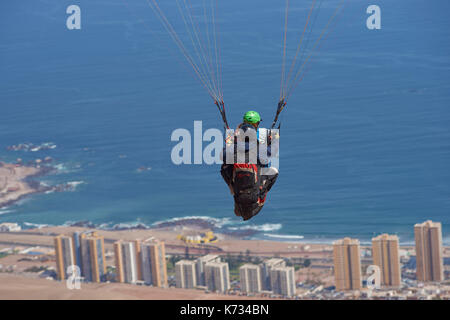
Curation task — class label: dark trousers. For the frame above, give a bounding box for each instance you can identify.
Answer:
[220,164,278,220]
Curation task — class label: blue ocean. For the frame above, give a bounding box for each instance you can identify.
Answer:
[1,0,449,244]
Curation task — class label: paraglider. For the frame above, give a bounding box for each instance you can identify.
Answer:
[220,111,280,220]
[145,0,347,220]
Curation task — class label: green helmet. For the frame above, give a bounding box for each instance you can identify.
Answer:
[243,111,261,124]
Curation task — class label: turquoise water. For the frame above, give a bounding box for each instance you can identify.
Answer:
[1,0,449,244]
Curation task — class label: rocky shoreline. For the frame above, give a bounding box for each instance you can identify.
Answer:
[64,217,260,239]
[0,161,73,210]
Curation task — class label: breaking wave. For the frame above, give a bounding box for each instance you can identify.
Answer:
[227,223,282,232]
[263,233,304,240]
[66,181,85,191]
[59,216,284,239]
[151,216,233,229]
[7,142,56,152]
[23,222,52,229]
[0,209,12,216]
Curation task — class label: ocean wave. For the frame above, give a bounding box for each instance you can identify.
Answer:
[51,161,82,175]
[7,142,56,152]
[53,164,67,172]
[263,233,304,240]
[66,181,85,191]
[110,221,150,230]
[63,220,97,229]
[0,209,12,216]
[228,223,282,232]
[53,163,79,174]
[74,216,282,236]
[63,220,150,231]
[23,222,52,229]
[151,216,233,229]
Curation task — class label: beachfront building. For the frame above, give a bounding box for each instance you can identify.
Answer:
[79,232,106,283]
[414,220,444,282]
[372,234,402,288]
[333,237,362,291]
[205,261,230,293]
[270,266,296,297]
[175,260,197,289]
[141,240,168,287]
[114,240,138,284]
[54,235,76,280]
[240,264,262,294]
[260,258,285,291]
[72,231,83,273]
[133,239,142,280]
[196,254,221,286]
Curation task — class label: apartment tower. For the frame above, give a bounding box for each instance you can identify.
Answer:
[175,260,197,289]
[79,232,106,283]
[196,254,221,286]
[141,240,168,287]
[270,266,296,297]
[114,240,138,284]
[260,258,285,291]
[333,237,362,291]
[239,264,262,294]
[54,235,76,280]
[372,234,402,287]
[414,220,444,282]
[204,261,230,293]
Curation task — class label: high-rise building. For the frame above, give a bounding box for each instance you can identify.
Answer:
[54,235,76,280]
[134,239,142,280]
[333,237,362,291]
[260,258,285,291]
[270,266,295,297]
[372,234,402,287]
[205,261,230,293]
[196,254,221,286]
[239,264,262,293]
[79,232,106,283]
[114,240,138,284]
[414,220,444,282]
[175,260,197,289]
[141,240,168,287]
[72,232,83,272]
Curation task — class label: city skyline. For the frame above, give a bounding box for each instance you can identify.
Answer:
[49,219,448,299]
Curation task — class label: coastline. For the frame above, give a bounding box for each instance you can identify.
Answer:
[0,162,53,210]
[8,217,449,247]
[3,225,449,257]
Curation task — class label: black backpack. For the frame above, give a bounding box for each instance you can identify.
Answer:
[232,163,260,213]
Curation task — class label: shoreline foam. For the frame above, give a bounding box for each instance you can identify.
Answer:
[11,217,447,246]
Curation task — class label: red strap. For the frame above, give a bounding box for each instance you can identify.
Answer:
[233,163,258,172]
